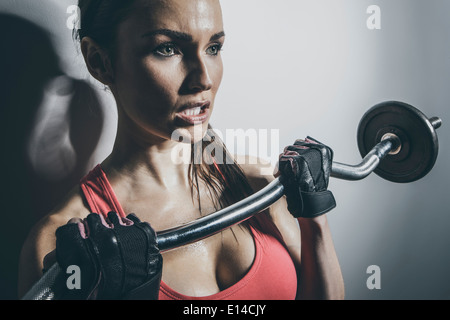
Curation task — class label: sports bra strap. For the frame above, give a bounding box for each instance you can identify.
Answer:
[80,164,126,218]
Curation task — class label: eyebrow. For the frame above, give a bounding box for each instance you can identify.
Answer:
[210,31,225,41]
[141,29,225,42]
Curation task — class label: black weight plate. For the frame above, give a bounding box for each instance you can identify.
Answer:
[357,101,439,183]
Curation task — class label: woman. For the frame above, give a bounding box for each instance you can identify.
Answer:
[18,0,344,300]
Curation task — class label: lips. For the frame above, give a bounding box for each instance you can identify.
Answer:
[175,101,211,125]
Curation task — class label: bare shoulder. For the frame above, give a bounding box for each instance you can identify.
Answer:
[234,154,276,191]
[18,186,90,298]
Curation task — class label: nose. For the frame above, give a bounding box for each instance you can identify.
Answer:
[182,54,213,94]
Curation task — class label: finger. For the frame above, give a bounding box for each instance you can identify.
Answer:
[107,211,122,226]
[67,217,83,224]
[56,219,88,239]
[108,211,132,226]
[66,217,88,239]
[85,213,110,235]
[279,153,301,173]
[121,215,134,226]
[126,213,142,224]
[55,220,88,246]
[287,144,309,152]
[305,136,322,144]
[293,138,308,146]
[282,149,301,157]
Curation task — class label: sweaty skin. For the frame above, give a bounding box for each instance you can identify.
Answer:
[18,0,344,299]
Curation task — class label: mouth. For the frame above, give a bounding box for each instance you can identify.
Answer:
[175,101,211,125]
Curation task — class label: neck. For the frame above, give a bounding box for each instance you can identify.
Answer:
[102,120,193,190]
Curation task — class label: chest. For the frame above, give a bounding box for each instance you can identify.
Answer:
[120,186,257,297]
[160,224,256,297]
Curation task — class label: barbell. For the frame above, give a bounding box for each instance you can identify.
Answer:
[22,101,442,300]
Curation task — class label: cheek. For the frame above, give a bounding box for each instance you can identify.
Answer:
[114,56,183,117]
[210,58,224,93]
[140,60,182,104]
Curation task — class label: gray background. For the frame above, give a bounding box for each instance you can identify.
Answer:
[0,0,449,299]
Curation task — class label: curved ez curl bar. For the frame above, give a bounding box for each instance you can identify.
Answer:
[22,101,442,300]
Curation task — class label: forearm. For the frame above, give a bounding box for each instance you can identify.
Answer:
[296,215,345,300]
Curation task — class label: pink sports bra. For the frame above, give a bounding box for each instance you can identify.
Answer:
[80,165,298,300]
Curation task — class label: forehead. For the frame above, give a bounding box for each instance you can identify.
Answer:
[125,0,223,36]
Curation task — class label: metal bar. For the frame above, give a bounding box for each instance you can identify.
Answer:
[22,138,396,300]
[331,139,394,181]
[158,138,396,250]
[157,176,286,251]
[429,117,442,130]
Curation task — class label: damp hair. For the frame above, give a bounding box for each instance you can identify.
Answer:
[74,0,136,61]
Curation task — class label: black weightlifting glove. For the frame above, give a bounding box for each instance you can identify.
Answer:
[278,136,336,218]
[55,212,162,300]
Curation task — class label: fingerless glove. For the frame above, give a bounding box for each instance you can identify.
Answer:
[55,212,162,300]
[278,137,336,218]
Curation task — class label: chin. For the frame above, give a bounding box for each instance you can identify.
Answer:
[170,122,209,144]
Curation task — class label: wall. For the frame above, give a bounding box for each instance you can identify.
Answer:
[220,0,450,300]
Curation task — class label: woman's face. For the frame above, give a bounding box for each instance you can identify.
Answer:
[110,0,224,144]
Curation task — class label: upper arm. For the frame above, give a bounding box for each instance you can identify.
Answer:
[18,214,61,298]
[17,188,90,298]
[235,155,301,264]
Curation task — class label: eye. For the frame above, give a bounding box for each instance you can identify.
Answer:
[206,43,223,56]
[154,43,180,57]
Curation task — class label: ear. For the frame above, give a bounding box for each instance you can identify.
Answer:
[80,37,114,86]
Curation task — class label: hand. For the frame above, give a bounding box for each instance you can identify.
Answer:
[278,136,336,218]
[55,212,162,300]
